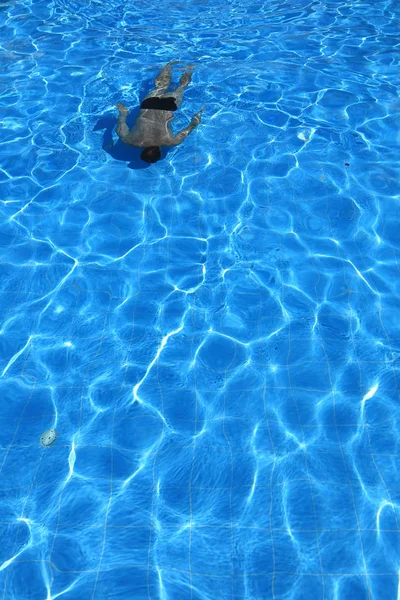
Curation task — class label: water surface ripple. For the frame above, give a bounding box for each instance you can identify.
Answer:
[0,0,400,598]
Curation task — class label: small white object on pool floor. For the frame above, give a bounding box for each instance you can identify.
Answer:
[40,429,58,447]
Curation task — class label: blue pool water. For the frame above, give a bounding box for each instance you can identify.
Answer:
[1,0,400,598]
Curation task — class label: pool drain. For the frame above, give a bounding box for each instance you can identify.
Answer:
[40,429,58,447]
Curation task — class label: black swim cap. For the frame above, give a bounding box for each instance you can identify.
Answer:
[141,147,161,163]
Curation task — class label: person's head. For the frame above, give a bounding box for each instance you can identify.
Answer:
[141,146,161,163]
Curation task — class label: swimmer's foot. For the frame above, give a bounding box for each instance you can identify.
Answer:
[178,62,195,71]
[116,102,129,115]
[179,70,193,87]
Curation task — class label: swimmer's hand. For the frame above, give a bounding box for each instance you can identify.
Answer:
[191,105,205,127]
[116,103,129,116]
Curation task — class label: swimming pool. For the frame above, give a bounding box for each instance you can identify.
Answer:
[1,0,399,598]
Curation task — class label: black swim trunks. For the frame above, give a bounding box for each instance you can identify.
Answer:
[140,96,178,111]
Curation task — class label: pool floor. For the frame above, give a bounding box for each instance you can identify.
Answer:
[0,0,400,598]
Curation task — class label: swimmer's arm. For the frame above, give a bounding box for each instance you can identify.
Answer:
[115,102,134,144]
[116,118,132,143]
[171,106,204,146]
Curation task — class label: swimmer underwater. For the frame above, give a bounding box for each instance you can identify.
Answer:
[115,61,205,163]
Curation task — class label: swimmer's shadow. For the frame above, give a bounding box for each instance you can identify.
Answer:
[94,105,171,170]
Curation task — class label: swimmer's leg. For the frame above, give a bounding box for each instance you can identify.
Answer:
[171,69,193,108]
[153,60,179,93]
[115,103,130,140]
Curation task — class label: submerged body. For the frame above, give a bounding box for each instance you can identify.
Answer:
[116,61,204,161]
